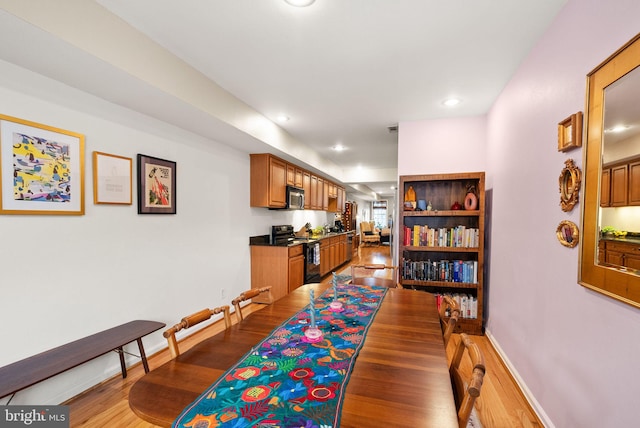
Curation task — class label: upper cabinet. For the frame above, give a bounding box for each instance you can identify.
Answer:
[250,154,287,208]
[250,153,345,212]
[600,155,640,207]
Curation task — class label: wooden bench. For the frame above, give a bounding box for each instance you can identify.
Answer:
[0,320,165,400]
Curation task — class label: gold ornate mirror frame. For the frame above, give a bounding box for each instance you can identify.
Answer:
[559,159,581,212]
[579,33,640,308]
[558,220,579,248]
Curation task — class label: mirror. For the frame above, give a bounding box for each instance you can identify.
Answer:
[580,32,640,308]
[559,159,581,212]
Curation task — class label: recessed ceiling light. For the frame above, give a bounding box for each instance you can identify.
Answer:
[332,144,346,151]
[276,114,290,123]
[605,124,629,133]
[443,98,461,107]
[284,0,316,6]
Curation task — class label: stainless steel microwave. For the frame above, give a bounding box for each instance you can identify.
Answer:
[286,186,304,210]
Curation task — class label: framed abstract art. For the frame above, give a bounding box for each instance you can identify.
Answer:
[0,114,85,215]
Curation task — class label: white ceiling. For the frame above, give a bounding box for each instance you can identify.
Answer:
[0,0,567,198]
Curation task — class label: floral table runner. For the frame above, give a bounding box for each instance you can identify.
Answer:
[172,283,388,428]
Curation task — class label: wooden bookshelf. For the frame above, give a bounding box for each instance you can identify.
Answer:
[399,172,485,335]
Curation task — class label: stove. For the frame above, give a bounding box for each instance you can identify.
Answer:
[271,225,295,246]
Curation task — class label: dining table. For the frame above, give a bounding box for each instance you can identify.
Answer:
[128,283,458,427]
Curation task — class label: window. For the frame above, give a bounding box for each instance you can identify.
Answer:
[372,200,387,229]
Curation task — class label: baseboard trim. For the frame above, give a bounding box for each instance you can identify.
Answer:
[484,329,554,428]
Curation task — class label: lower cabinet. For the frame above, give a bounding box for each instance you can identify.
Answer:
[319,234,349,277]
[601,240,640,271]
[288,251,305,293]
[250,245,305,303]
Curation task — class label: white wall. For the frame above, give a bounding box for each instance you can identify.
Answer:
[398,116,488,176]
[0,59,335,405]
[402,1,640,427]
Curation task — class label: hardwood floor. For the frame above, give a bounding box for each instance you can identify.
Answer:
[64,243,542,427]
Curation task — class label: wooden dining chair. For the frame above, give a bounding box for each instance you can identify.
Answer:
[231,286,272,323]
[439,296,461,348]
[163,305,231,359]
[449,333,486,428]
[350,264,398,288]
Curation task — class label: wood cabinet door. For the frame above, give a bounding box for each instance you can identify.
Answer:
[286,164,295,186]
[600,168,611,207]
[295,168,304,188]
[320,244,329,275]
[611,165,628,206]
[629,161,640,205]
[626,254,640,270]
[310,175,318,210]
[303,172,311,209]
[606,250,625,266]
[329,241,336,270]
[323,180,329,211]
[269,157,287,207]
[598,241,606,264]
[288,255,305,293]
[337,187,344,213]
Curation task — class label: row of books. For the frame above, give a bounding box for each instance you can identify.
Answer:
[402,258,478,283]
[435,293,479,319]
[403,225,479,248]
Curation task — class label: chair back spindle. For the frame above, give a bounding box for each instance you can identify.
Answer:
[163,305,231,359]
[231,286,272,323]
[449,333,486,428]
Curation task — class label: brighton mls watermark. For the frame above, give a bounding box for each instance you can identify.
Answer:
[0,406,68,428]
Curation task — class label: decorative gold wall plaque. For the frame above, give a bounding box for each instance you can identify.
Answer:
[559,159,581,212]
[558,111,583,152]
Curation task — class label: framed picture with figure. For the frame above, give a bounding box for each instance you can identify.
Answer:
[137,154,176,214]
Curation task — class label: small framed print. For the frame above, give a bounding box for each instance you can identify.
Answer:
[137,154,176,214]
[93,151,132,205]
[557,220,579,248]
[558,111,583,152]
[0,114,85,215]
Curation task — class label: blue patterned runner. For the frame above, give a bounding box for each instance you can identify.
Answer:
[173,283,387,428]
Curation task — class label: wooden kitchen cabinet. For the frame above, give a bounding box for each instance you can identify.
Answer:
[303,171,311,209]
[250,244,305,303]
[288,251,305,293]
[601,156,640,207]
[250,153,346,212]
[322,180,329,211]
[611,164,628,206]
[601,239,640,271]
[250,154,287,208]
[286,165,304,189]
[600,168,611,207]
[318,234,349,277]
[630,160,640,205]
[310,175,318,210]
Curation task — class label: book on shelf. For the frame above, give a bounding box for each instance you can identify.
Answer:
[401,258,478,284]
[435,292,478,319]
[403,225,479,248]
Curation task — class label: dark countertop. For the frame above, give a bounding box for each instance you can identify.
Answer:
[600,236,640,245]
[250,231,353,247]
